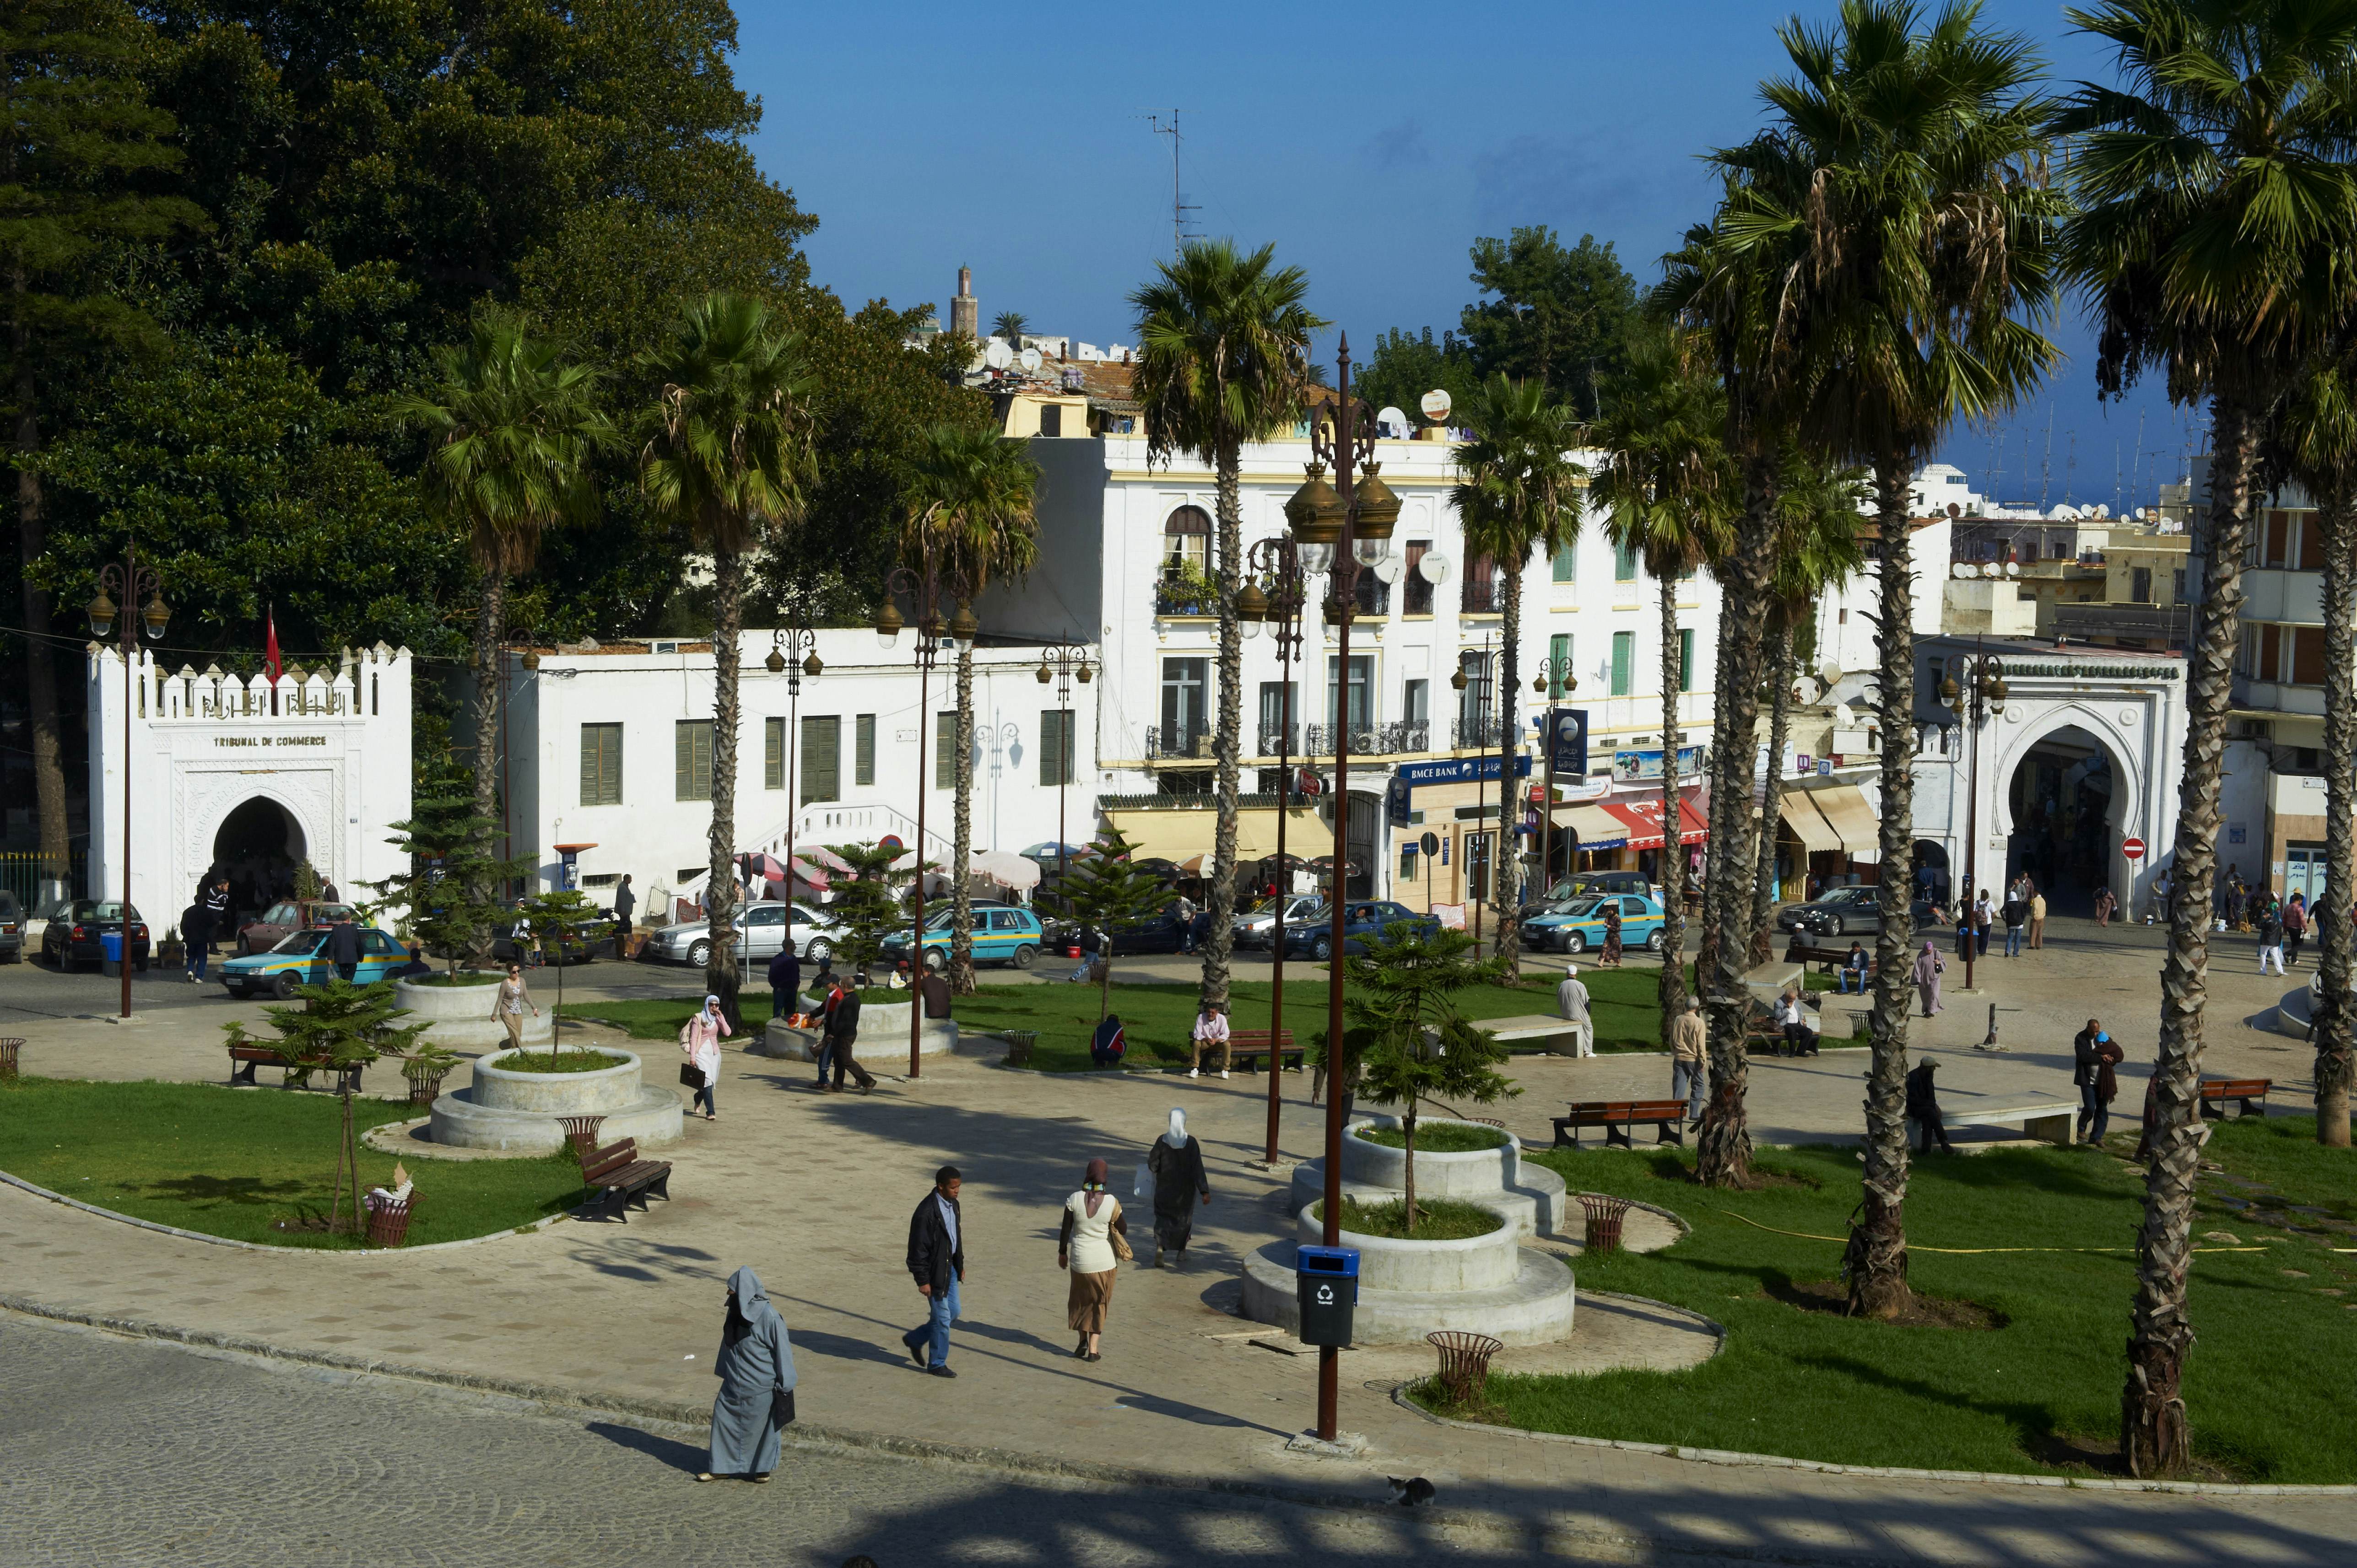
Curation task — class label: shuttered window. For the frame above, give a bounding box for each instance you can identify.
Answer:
[854,714,876,786]
[674,721,713,801]
[1679,629,1696,692]
[1610,631,1634,696]
[936,711,958,789]
[1040,710,1076,786]
[764,717,785,789]
[800,716,839,804]
[579,724,622,806]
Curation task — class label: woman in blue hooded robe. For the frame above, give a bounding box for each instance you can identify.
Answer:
[698,1266,796,1482]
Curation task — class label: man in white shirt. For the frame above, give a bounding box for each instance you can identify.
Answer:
[1555,966,1594,1058]
[1188,1000,1231,1079]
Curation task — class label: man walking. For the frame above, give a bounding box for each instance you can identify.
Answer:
[902,1166,965,1377]
[611,873,636,958]
[825,977,876,1093]
[2257,899,2286,976]
[2073,1018,2124,1145]
[200,875,232,954]
[1555,965,1594,1057]
[2000,887,2026,959]
[768,939,801,1034]
[1188,999,1230,1079]
[2027,886,2047,949]
[1668,997,1706,1121]
[326,910,364,983]
[180,896,212,984]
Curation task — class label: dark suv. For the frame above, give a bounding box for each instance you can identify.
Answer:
[41,900,151,970]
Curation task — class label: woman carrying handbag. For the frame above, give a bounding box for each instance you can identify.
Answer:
[1057,1158,1130,1362]
[681,995,723,1121]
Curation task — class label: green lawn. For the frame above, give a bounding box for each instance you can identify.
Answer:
[0,1078,584,1250]
[1447,1134,2357,1481]
[558,989,897,1040]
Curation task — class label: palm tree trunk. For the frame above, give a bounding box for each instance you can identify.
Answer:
[2317,489,2356,1149]
[949,640,978,995]
[1496,568,1524,978]
[705,547,744,1032]
[1753,625,1795,936]
[1847,457,1920,1320]
[1658,574,1688,1024]
[468,568,506,964]
[1697,460,1777,1187]
[1694,579,1739,1017]
[11,376,69,889]
[2122,395,2258,1478]
[1200,447,1244,1009]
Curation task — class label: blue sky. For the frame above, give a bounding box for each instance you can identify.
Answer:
[736,0,2200,513]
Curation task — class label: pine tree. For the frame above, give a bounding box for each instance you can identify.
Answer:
[361,790,531,975]
[1058,827,1174,1021]
[823,840,918,981]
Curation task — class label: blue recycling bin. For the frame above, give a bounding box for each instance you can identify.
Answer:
[99,930,124,975]
[1295,1244,1360,1347]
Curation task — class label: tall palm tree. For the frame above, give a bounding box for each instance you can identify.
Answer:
[991,311,1029,344]
[1131,239,1322,1013]
[1588,328,1735,1033]
[1720,0,2062,1317]
[2055,0,2357,1476]
[398,314,609,947]
[639,293,818,1025]
[1454,374,1584,978]
[900,421,1041,995]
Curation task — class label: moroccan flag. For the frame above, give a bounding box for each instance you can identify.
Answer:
[264,606,282,684]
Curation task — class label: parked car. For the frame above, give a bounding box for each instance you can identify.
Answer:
[219,925,411,999]
[0,891,22,962]
[40,900,151,970]
[1521,894,1668,956]
[1232,893,1324,950]
[882,904,1048,972]
[1281,900,1439,960]
[490,915,609,967]
[1774,886,1945,938]
[645,900,842,969]
[233,900,356,955]
[1519,870,1655,919]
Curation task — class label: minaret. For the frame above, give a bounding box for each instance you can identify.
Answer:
[950,265,978,339]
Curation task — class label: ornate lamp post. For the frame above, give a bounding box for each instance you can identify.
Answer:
[1528,658,1578,903]
[1940,640,2006,994]
[1450,636,1497,956]
[1281,338,1398,1444]
[86,549,170,1020]
[877,560,975,1077]
[1238,538,1307,1166]
[1033,643,1093,909]
[766,619,822,923]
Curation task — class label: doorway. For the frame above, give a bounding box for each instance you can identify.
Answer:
[2005,727,2115,916]
[211,797,308,921]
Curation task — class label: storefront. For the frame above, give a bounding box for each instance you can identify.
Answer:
[1385,755,1532,914]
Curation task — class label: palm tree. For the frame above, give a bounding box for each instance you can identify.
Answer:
[1454,374,1584,979]
[2054,0,2357,1476]
[1588,328,1734,1032]
[991,311,1029,344]
[639,293,818,1025]
[1131,239,1323,1012]
[397,315,608,917]
[900,421,1041,995]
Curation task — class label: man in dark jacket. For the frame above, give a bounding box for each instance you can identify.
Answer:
[901,1165,964,1376]
[326,913,364,982]
[200,876,232,951]
[181,900,213,984]
[826,982,876,1093]
[767,941,801,1034]
[611,873,637,957]
[1905,1060,1954,1154]
[2073,1018,2125,1145]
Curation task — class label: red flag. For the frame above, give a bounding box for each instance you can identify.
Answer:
[264,606,282,685]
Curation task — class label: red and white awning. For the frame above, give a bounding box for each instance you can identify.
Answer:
[1601,797,1709,851]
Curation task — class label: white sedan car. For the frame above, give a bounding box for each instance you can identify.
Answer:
[646,900,841,968]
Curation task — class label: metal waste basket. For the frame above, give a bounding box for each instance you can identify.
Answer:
[1295,1244,1359,1347]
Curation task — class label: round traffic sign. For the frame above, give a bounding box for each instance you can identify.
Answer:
[880,835,904,852]
[1420,831,1440,856]
[2121,836,2145,861]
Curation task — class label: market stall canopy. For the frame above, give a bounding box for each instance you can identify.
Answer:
[1777,792,1842,853]
[967,849,1042,890]
[1600,797,1708,851]
[1551,803,1628,849]
[1800,785,1879,851]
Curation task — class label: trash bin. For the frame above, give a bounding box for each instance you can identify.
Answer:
[1295,1244,1359,1347]
[100,930,124,975]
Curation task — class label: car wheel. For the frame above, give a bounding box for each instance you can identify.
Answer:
[1311,935,1334,961]
[1562,932,1586,956]
[686,939,712,969]
[1825,916,1843,936]
[271,970,302,1000]
[923,948,947,974]
[1011,943,1037,970]
[1646,929,1667,954]
[804,938,832,964]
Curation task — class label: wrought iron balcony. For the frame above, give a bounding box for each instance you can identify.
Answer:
[1152,574,1217,616]
[1303,721,1430,757]
[1254,722,1298,757]
[1452,716,1506,750]
[1144,723,1215,760]
[1460,577,1505,615]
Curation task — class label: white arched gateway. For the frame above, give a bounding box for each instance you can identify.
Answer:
[86,644,413,924]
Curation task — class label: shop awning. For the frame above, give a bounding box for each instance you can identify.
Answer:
[1551,803,1628,849]
[1778,791,1843,853]
[1804,784,1881,850]
[1103,806,1322,865]
[1601,797,1709,850]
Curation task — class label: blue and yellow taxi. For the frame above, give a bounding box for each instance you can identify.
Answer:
[881,904,1046,973]
[1520,894,1668,957]
[220,924,409,999]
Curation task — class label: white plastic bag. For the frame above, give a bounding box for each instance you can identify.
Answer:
[1133,1158,1152,1199]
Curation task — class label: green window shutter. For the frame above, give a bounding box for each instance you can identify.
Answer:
[1552,544,1577,583]
[1679,629,1695,692]
[579,724,621,806]
[1614,540,1637,582]
[854,714,876,786]
[800,716,839,804]
[764,717,785,789]
[1610,631,1633,696]
[936,711,958,789]
[1040,710,1075,786]
[675,721,712,801]
[1548,634,1571,698]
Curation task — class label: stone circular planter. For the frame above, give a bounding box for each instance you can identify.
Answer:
[751,999,957,1063]
[395,976,553,1051]
[1294,1200,1519,1292]
[471,1047,638,1113]
[1341,1116,1522,1199]
[427,1046,681,1153]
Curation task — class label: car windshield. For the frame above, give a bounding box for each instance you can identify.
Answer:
[81,902,140,922]
[1825,888,1872,904]
[1561,899,1604,918]
[271,931,329,955]
[0,893,19,917]
[926,911,954,931]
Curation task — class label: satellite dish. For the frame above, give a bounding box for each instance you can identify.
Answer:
[1417,552,1454,585]
[1817,661,1842,689]
[1420,388,1454,423]
[1951,562,1974,580]
[1376,405,1409,438]
[983,339,1014,371]
[1018,347,1043,372]
[2004,560,2020,577]
[1946,502,1961,518]
[1373,555,1405,584]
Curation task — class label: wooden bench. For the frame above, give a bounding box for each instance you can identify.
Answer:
[1227,1029,1302,1072]
[2200,1077,2273,1120]
[1552,1098,1691,1149]
[1785,937,1871,986]
[227,1043,363,1094]
[579,1137,672,1222]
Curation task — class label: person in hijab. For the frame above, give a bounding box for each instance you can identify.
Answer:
[1554,965,1594,1057]
[1600,900,1623,967]
[697,1267,796,1482]
[681,996,723,1120]
[1146,1109,1210,1268]
[1058,1157,1129,1361]
[1913,941,1945,1018]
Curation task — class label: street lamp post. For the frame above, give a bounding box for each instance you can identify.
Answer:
[766,620,822,930]
[1033,643,1093,911]
[1239,538,1306,1166]
[1528,659,1578,908]
[1282,338,1399,1444]
[1450,635,1497,956]
[877,559,975,1077]
[1940,639,2006,994]
[86,548,170,1020]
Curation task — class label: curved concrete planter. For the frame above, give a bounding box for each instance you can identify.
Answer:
[1292,1117,1566,1238]
[395,976,553,1051]
[752,1001,957,1063]
[1294,1201,1517,1292]
[427,1047,681,1153]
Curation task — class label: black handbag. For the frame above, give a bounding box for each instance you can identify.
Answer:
[680,1063,706,1088]
[773,1388,796,1425]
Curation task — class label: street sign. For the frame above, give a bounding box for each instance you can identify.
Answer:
[880,835,904,852]
[2122,836,2146,861]
[1420,831,1440,856]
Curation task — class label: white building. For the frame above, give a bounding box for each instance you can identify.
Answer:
[86,644,415,920]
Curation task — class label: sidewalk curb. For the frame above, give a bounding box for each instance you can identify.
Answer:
[1385,1385,2357,1497]
[0,1170,571,1254]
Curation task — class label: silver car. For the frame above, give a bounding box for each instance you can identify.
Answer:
[647,900,841,968]
[1231,893,1324,950]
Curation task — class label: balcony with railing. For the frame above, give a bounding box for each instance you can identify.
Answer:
[1144,723,1214,761]
[1152,570,1218,617]
[1459,575,1504,615]
[1254,722,1297,758]
[1452,715,1507,751]
[1302,721,1429,757]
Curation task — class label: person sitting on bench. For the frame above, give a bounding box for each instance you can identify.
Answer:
[1837,942,1869,993]
[1775,987,1819,1056]
[1090,1014,1127,1068]
[1906,1059,1955,1154]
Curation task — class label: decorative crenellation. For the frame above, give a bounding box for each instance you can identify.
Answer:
[89,642,411,722]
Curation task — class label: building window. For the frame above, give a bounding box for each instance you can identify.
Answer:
[1161,657,1208,754]
[1402,678,1428,726]
[1403,540,1433,614]
[764,717,786,789]
[1678,628,1696,692]
[1327,654,1373,732]
[2131,566,2152,604]
[1039,403,1063,437]
[1162,505,1210,579]
[579,723,622,806]
[2173,570,2186,603]
[674,720,713,802]
[935,711,959,788]
[1456,651,1493,742]
[2265,509,2291,568]
[800,716,840,805]
[1838,607,1848,624]
[2293,625,2328,685]
[1552,542,1577,583]
[1611,631,1634,696]
[854,713,876,786]
[1040,709,1076,786]
[1258,680,1296,753]
[1461,555,1502,615]
[1613,540,1638,582]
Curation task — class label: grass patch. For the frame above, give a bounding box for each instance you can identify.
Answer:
[1354,1121,1506,1152]
[2198,1113,2357,1226]
[408,970,501,986]
[1451,1140,2357,1482]
[492,1049,627,1074]
[557,990,896,1040]
[1312,1195,1505,1240]
[0,1078,583,1250]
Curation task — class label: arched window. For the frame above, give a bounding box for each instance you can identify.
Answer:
[1162,505,1211,579]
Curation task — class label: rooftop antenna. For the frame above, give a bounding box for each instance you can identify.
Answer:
[1145,111,1200,259]
[2065,430,2077,505]
[2132,407,2146,511]
[2113,437,2122,516]
[2038,404,2054,510]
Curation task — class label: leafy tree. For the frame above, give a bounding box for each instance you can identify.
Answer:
[990,310,1028,343]
[222,978,428,1088]
[640,291,818,1024]
[1344,922,1516,1229]
[898,421,1039,995]
[1057,827,1171,1020]
[1459,227,1639,419]
[1131,239,1323,1018]
[822,839,916,980]
[362,790,530,973]
[2054,0,2357,1476]
[2,0,205,879]
[512,886,601,1055]
[1351,326,1480,428]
